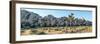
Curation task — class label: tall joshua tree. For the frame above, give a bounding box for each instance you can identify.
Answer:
[65,13,75,30]
[67,13,75,26]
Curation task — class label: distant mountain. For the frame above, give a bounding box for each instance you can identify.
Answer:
[21,10,42,28]
[21,10,41,23]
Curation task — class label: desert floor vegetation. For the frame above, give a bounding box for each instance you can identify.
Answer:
[21,26,92,35]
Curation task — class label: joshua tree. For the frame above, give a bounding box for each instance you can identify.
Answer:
[66,13,75,26]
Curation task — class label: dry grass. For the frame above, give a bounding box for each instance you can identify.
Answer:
[21,26,92,35]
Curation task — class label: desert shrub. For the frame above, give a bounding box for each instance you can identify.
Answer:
[32,30,37,34]
[37,32,46,35]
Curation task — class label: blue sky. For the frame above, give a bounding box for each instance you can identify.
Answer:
[21,8,92,21]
